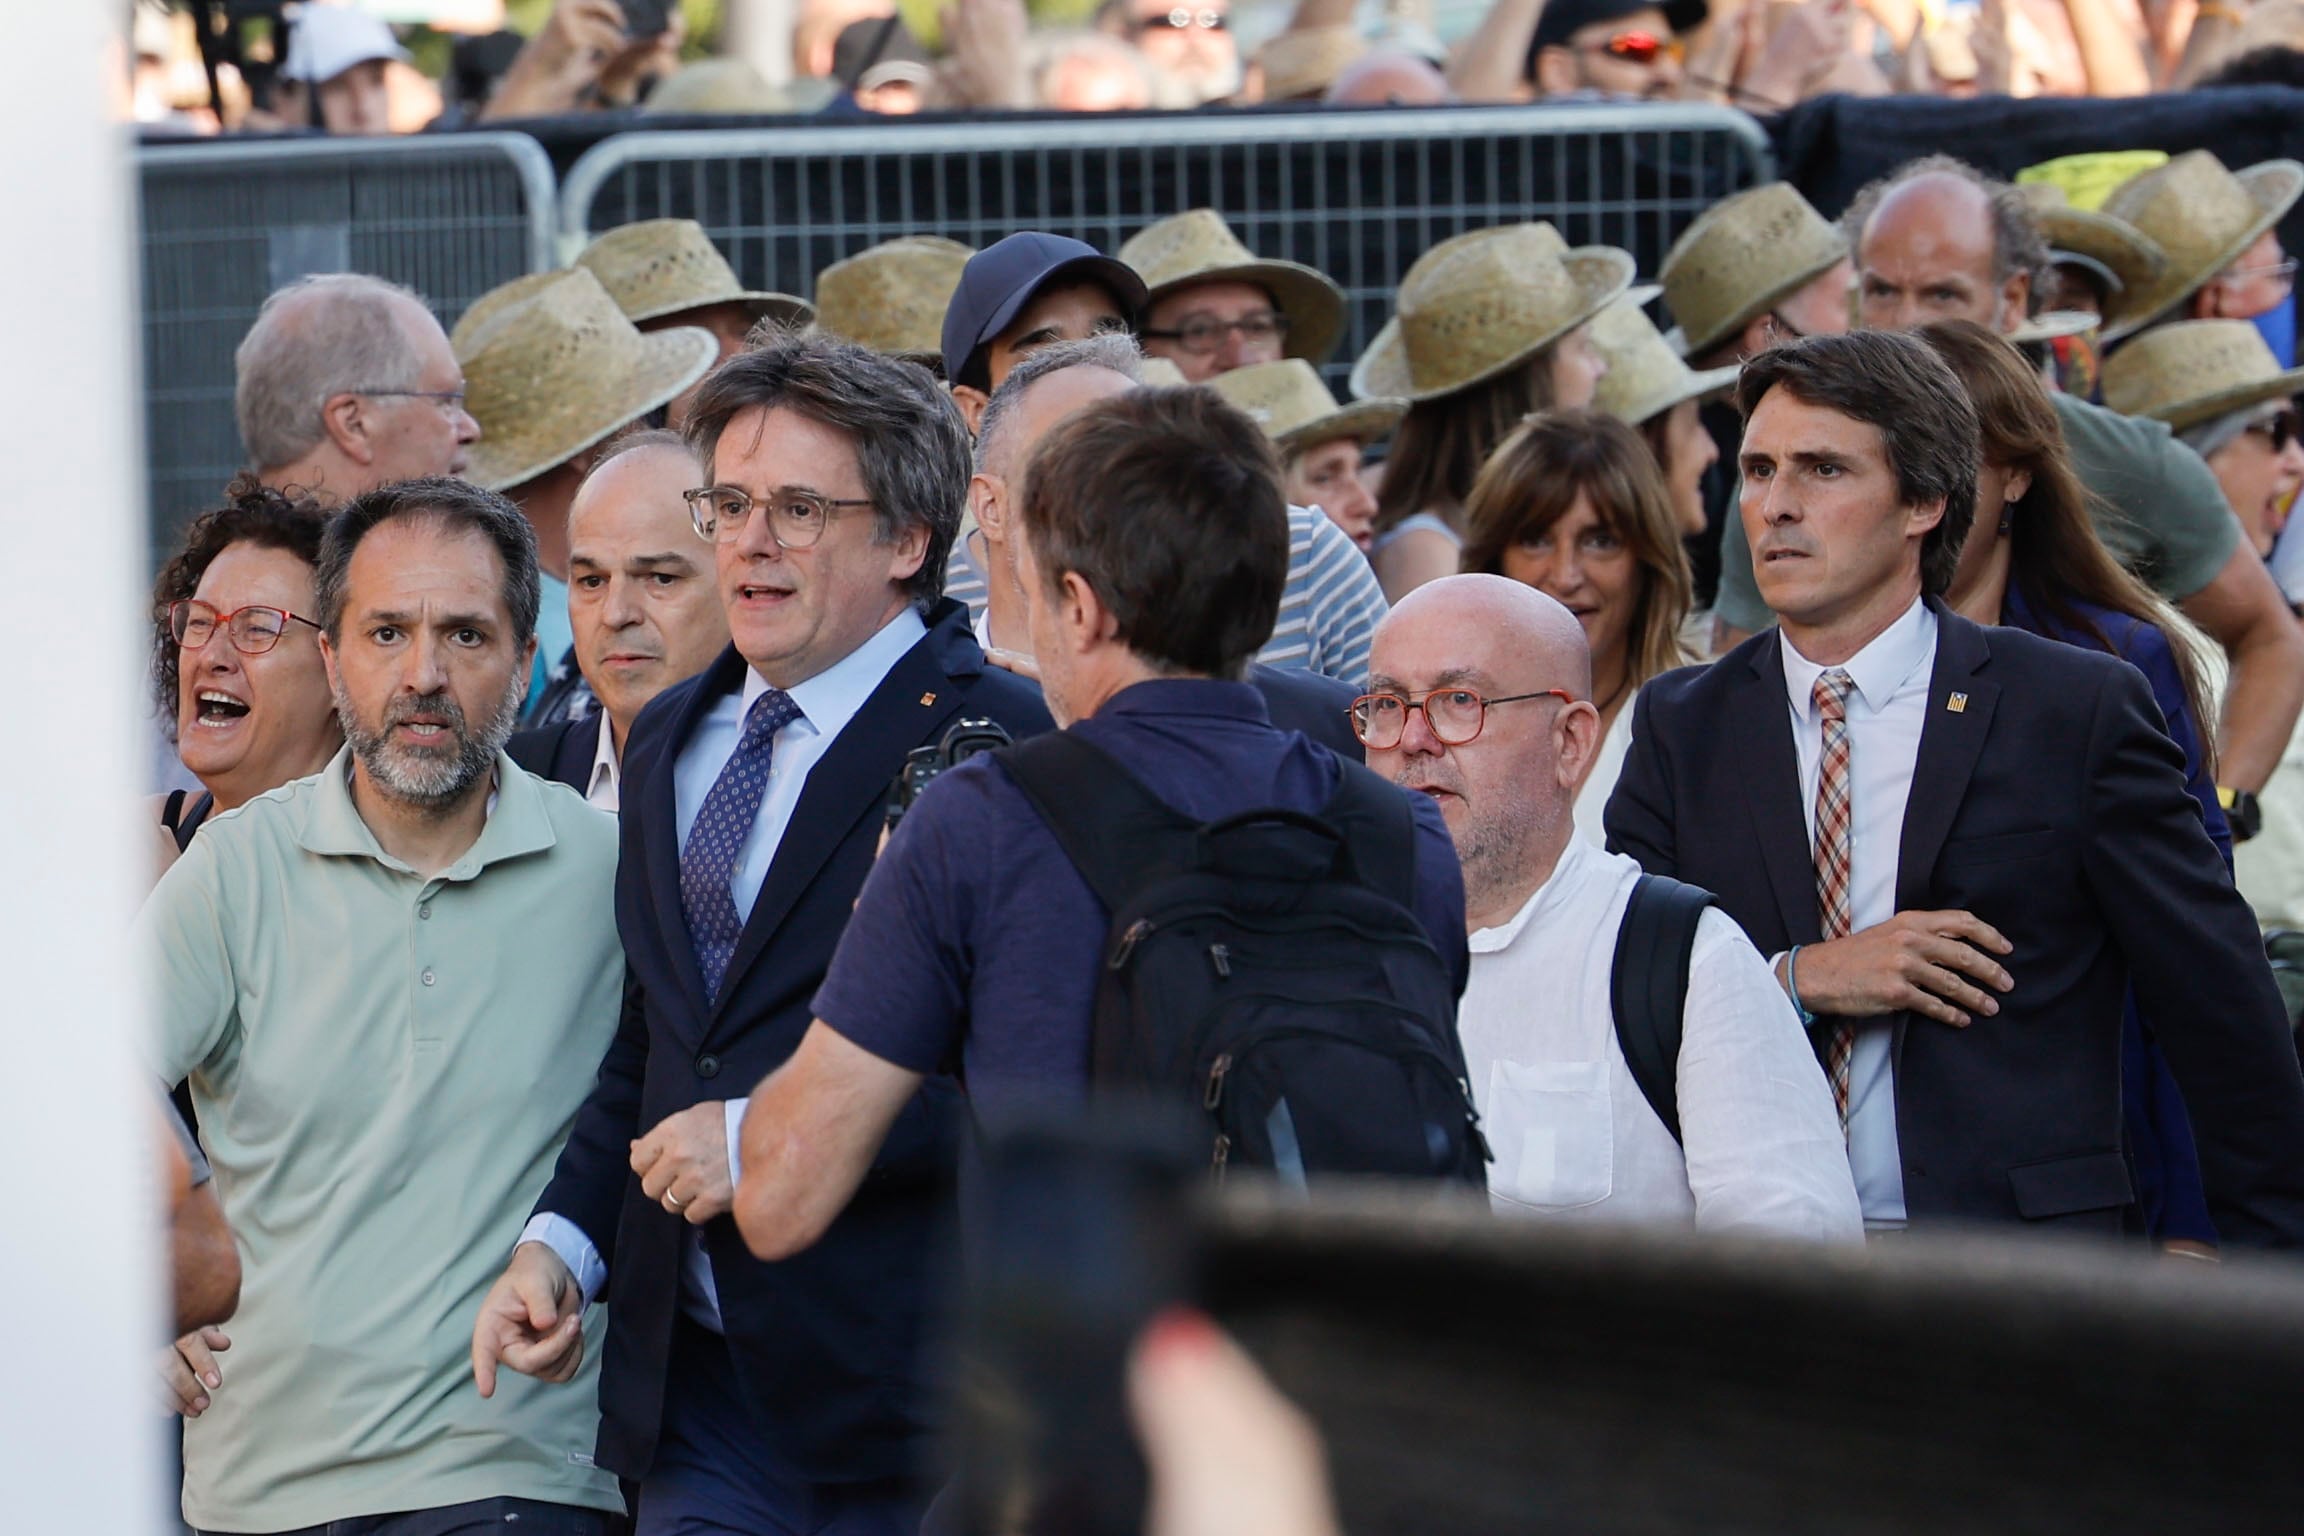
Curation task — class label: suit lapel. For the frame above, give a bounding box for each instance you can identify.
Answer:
[1893,603,1998,913]
[1733,637,1826,948]
[710,626,969,1022]
[645,648,752,1030]
[554,714,599,791]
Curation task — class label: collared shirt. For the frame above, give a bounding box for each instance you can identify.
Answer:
[817,678,1468,1126]
[586,711,621,811]
[530,606,930,1332]
[1777,595,1938,1227]
[942,506,1387,686]
[141,748,624,1532]
[1461,837,1861,1239]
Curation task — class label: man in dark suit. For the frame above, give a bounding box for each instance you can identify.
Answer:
[1606,330,2304,1247]
[509,429,729,806]
[472,332,1050,1534]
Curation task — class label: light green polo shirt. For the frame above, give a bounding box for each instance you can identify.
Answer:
[142,747,625,1533]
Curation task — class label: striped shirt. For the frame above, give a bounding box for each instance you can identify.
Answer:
[943,504,1386,686]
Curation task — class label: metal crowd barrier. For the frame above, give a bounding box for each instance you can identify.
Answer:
[138,133,556,546]
[558,105,1775,390]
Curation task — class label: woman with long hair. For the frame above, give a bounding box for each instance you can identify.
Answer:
[1460,408,1695,844]
[1919,318,2224,1255]
[1352,223,1632,601]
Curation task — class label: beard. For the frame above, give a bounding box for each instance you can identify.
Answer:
[334,671,525,812]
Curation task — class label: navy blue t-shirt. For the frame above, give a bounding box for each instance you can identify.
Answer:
[813,678,1469,1127]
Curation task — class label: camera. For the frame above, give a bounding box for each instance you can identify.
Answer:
[886,716,1014,832]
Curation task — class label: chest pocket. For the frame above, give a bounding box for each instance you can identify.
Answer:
[1486,1059,1614,1210]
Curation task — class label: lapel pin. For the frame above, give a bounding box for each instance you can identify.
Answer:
[1947,692,1969,713]
[919,692,938,707]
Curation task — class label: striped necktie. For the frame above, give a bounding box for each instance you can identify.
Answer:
[1812,667,1857,1134]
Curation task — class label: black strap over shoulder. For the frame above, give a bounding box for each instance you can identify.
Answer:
[1309,761,1420,910]
[161,788,215,855]
[1610,873,1717,1146]
[994,731,1203,912]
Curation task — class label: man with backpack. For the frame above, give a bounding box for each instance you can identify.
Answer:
[733,385,1479,1265]
[1364,574,1861,1238]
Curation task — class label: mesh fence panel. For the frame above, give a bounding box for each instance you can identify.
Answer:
[561,106,1773,388]
[139,135,553,550]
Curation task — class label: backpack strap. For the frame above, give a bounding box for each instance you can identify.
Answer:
[1609,873,1717,1146]
[1311,761,1421,909]
[161,788,215,855]
[993,731,1201,913]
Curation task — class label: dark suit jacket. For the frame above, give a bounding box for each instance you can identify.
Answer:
[509,712,604,794]
[1604,599,2304,1247]
[1247,663,1362,759]
[533,599,1053,1483]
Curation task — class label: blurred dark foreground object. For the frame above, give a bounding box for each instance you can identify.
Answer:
[958,1113,2304,1535]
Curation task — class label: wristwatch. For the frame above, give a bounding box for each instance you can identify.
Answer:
[2218,785,2264,843]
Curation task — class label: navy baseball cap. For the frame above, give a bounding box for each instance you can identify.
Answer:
[940,232,1150,392]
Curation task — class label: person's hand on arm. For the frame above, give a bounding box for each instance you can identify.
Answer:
[471,1242,588,1398]
[159,1327,230,1417]
[736,1022,925,1261]
[1778,910,2013,1027]
[2180,541,2304,795]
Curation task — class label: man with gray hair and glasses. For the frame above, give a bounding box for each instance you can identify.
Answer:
[472,331,1049,1535]
[145,478,627,1534]
[234,273,481,504]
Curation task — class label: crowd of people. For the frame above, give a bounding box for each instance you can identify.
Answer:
[125,0,2304,136]
[144,131,2304,1536]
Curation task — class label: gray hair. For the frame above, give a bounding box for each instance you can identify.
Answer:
[578,426,697,494]
[234,274,433,472]
[975,333,1146,478]
[1842,154,2053,303]
[2181,401,2280,462]
[682,331,968,611]
[316,476,542,646]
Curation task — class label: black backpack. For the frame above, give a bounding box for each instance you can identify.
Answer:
[1608,873,1717,1146]
[997,731,1489,1189]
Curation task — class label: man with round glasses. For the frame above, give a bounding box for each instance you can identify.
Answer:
[1097,0,1240,104]
[1361,573,1860,1237]
[1120,209,1349,385]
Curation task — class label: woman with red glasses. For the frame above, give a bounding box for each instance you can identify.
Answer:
[147,475,341,880]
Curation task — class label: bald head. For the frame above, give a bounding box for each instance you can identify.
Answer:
[1325,51,1453,106]
[1852,158,2046,336]
[1381,574,1594,699]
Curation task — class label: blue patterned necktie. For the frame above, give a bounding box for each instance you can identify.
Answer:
[681,686,803,998]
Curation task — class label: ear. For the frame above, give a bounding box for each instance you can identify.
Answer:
[319,392,375,466]
[885,516,933,587]
[1533,45,1580,97]
[1056,569,1114,656]
[2191,281,2228,320]
[1734,313,1776,361]
[1997,269,2033,334]
[968,472,1006,544]
[1553,699,1604,793]
[318,628,343,695]
[2002,466,2033,509]
[1905,494,1948,545]
[951,385,990,434]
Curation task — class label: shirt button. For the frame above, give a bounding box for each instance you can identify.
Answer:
[421,968,436,987]
[696,1053,721,1079]
[417,903,432,920]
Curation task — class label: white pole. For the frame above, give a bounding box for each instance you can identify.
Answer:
[723,0,800,89]
[0,5,164,1531]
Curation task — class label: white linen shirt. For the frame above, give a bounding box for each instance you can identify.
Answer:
[1776,595,1937,1228]
[1461,836,1862,1240]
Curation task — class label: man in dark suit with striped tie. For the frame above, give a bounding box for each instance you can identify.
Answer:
[472,332,1050,1534]
[1606,330,2304,1247]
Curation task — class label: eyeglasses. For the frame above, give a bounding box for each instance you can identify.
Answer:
[351,387,469,413]
[1577,29,1682,64]
[1140,311,1290,355]
[684,484,876,547]
[2225,257,2299,297]
[2246,406,2302,453]
[169,598,322,655]
[1348,687,1572,749]
[1136,7,1228,29]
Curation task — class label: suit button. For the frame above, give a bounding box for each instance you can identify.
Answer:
[696,1053,721,1079]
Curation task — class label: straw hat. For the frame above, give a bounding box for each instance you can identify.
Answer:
[2100,320,2304,433]
[1348,224,1633,403]
[1139,356,1190,387]
[2098,151,2304,343]
[1589,295,1738,429]
[1257,23,1367,101]
[455,269,717,493]
[812,236,974,362]
[1119,209,1349,366]
[1659,182,1849,359]
[574,218,813,331]
[1208,359,1406,453]
[2018,182,2168,312]
[450,270,564,355]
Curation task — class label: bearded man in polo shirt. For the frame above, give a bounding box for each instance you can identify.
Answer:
[144,479,627,1536]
